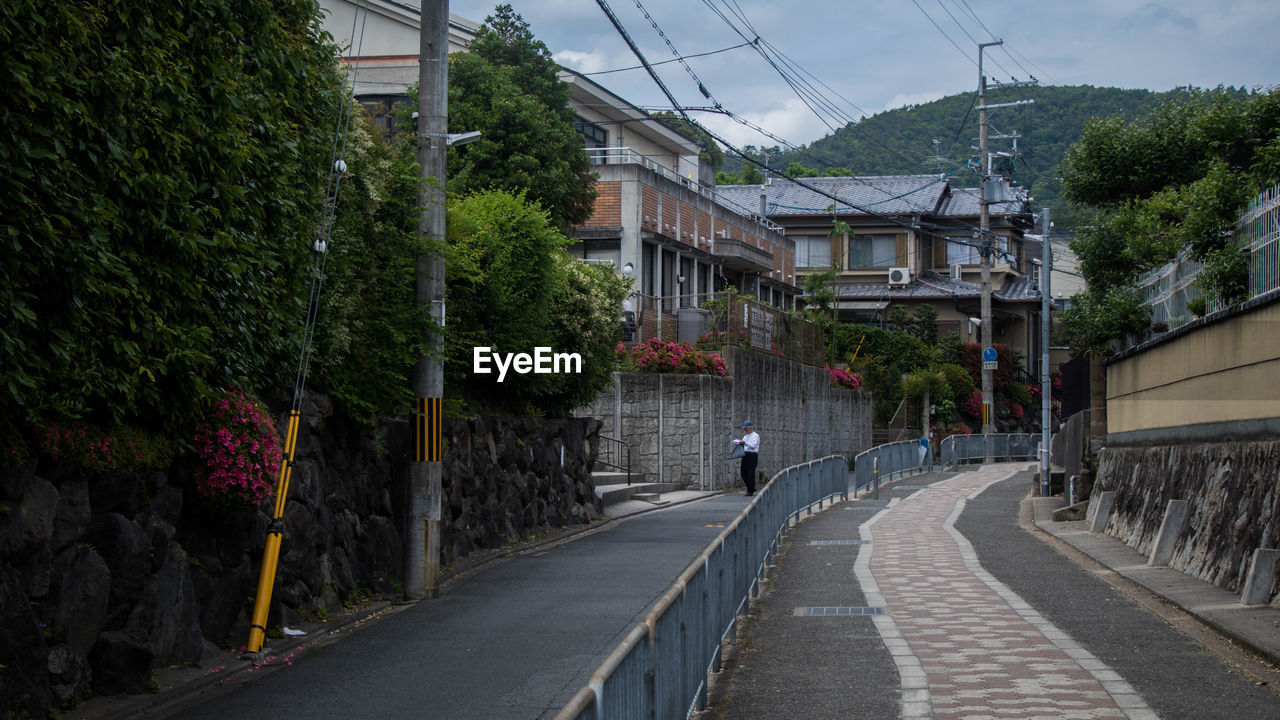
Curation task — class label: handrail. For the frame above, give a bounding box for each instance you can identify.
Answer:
[553,455,849,720]
[595,434,632,485]
[940,433,1042,469]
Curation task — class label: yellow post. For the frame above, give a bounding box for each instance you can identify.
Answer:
[246,409,301,654]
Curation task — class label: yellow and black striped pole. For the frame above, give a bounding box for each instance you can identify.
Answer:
[414,396,443,463]
[246,409,301,654]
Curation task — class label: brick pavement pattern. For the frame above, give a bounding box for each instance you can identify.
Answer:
[858,465,1159,720]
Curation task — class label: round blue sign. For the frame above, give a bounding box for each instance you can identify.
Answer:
[982,346,997,362]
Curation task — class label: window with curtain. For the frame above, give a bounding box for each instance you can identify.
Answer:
[947,235,1009,265]
[849,234,898,268]
[794,235,832,269]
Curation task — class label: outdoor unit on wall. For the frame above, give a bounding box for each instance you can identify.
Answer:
[950,264,962,280]
[888,267,911,286]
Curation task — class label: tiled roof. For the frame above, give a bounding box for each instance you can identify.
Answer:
[935,187,1026,217]
[717,176,1029,220]
[830,271,1040,302]
[717,175,948,216]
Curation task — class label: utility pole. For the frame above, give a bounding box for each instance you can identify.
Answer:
[978,40,999,462]
[407,0,449,600]
[1040,208,1052,497]
[976,40,1035,462]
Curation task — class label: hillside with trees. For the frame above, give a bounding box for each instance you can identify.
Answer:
[719,85,1238,228]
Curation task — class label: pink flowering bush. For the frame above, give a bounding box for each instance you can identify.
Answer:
[34,421,171,475]
[960,390,983,417]
[825,365,863,390]
[193,390,282,507]
[617,339,728,376]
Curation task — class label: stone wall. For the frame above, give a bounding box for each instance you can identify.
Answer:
[1093,440,1280,605]
[578,348,873,488]
[0,395,599,716]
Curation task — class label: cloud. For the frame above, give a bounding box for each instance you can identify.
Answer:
[1122,2,1197,32]
[553,49,610,74]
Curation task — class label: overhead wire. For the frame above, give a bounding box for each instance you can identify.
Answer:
[580,41,751,76]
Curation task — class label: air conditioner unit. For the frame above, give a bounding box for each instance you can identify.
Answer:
[949,264,962,280]
[888,267,911,286]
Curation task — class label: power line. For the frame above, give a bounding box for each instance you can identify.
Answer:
[910,0,978,69]
[580,41,751,76]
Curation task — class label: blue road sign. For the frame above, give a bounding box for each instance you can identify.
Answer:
[982,346,997,362]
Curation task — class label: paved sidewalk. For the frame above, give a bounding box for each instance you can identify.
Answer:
[862,465,1152,719]
[713,465,1280,720]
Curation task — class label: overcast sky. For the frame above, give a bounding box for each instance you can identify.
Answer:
[444,0,1279,152]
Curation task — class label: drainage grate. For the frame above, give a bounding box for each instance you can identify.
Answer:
[809,540,870,546]
[794,607,884,616]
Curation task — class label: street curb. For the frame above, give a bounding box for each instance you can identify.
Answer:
[1018,492,1280,681]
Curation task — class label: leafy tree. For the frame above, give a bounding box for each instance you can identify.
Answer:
[1,0,340,430]
[1059,88,1279,351]
[653,111,724,171]
[447,7,596,229]
[311,108,426,428]
[445,190,622,415]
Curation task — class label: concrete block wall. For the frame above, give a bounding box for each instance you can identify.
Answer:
[578,348,873,489]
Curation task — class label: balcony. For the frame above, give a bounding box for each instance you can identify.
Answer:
[584,146,785,235]
[713,237,774,273]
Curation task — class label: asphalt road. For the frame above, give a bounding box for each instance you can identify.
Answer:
[171,494,751,720]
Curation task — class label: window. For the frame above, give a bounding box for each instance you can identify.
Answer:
[793,235,832,269]
[574,118,608,164]
[947,235,1009,265]
[849,234,897,268]
[642,243,656,295]
[947,236,980,265]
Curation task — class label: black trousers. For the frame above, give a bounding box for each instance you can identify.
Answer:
[741,452,758,493]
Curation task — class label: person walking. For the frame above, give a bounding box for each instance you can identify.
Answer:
[732,420,760,495]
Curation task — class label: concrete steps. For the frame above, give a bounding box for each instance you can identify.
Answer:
[592,481,686,507]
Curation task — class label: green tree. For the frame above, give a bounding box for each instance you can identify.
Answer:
[0,0,340,429]
[1059,88,1279,351]
[445,190,623,416]
[653,111,724,171]
[447,7,596,229]
[311,108,426,428]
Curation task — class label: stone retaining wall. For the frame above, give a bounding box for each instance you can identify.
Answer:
[1093,440,1280,605]
[578,348,873,488]
[0,396,598,716]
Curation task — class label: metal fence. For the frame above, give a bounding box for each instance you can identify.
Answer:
[940,433,1042,468]
[628,292,825,367]
[1136,183,1280,333]
[852,439,930,494]
[552,455,849,720]
[851,434,1044,495]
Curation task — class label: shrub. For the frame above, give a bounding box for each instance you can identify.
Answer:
[192,390,282,507]
[617,339,727,376]
[34,421,172,476]
[826,365,863,390]
[1005,383,1033,408]
[939,363,977,399]
[960,390,983,418]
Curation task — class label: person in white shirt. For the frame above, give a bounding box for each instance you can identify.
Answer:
[732,420,760,495]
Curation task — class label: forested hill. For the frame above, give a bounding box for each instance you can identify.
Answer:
[719,85,1210,228]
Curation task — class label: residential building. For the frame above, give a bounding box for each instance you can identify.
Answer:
[719,175,1046,371]
[318,2,800,326]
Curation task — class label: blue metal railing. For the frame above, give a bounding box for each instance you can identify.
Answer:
[940,433,1042,468]
[552,455,849,720]
[852,439,930,494]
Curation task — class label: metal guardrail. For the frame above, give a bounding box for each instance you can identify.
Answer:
[596,434,632,485]
[852,434,1044,495]
[852,439,929,494]
[940,433,1042,468]
[552,455,849,720]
